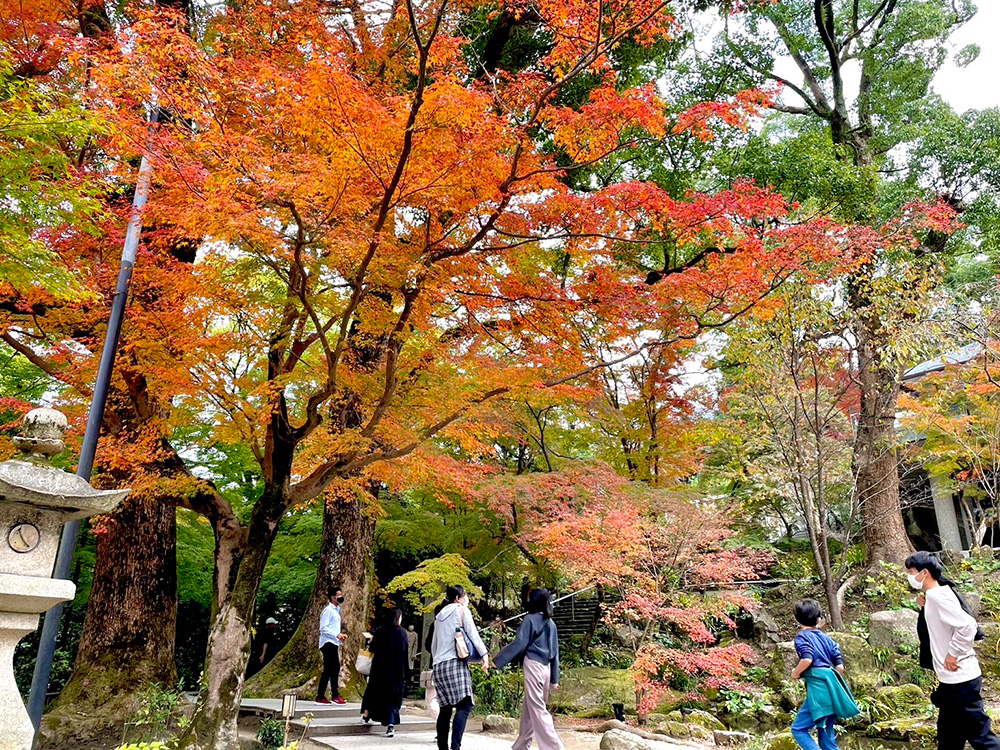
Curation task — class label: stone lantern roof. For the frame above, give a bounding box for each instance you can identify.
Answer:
[0,407,128,521]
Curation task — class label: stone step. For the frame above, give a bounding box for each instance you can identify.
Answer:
[293,718,437,736]
[240,698,365,720]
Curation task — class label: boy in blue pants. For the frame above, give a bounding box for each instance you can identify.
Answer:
[790,600,860,750]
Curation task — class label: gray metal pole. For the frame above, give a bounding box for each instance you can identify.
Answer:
[26,126,155,739]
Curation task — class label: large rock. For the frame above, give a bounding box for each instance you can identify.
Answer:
[483,715,519,733]
[751,609,781,647]
[600,728,693,750]
[868,609,919,651]
[778,681,805,711]
[768,642,800,687]
[601,729,650,750]
[756,704,784,730]
[967,590,983,619]
[714,731,752,746]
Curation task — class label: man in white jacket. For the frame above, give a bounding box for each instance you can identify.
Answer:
[317,587,347,705]
[906,552,1000,750]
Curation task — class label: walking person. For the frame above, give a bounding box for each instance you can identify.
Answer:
[362,608,409,737]
[493,588,564,750]
[432,586,489,750]
[905,552,1000,750]
[787,599,859,750]
[317,587,348,705]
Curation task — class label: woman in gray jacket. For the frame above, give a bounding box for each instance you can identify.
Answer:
[431,586,489,750]
[493,589,563,750]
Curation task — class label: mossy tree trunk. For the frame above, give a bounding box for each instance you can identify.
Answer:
[246,491,376,699]
[40,373,183,746]
[40,496,177,746]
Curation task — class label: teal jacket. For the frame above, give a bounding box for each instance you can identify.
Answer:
[803,668,861,726]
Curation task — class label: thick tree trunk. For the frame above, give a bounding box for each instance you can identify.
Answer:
[180,520,267,750]
[854,324,913,566]
[246,493,376,699]
[39,495,177,746]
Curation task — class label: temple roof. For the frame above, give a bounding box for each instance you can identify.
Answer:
[902,342,985,383]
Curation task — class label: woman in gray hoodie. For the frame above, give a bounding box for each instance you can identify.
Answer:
[431,585,489,750]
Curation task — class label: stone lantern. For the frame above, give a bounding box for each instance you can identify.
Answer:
[0,408,128,750]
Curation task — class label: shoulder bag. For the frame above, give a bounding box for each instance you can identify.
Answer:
[455,605,483,661]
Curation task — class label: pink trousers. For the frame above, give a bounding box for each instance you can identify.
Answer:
[513,658,565,750]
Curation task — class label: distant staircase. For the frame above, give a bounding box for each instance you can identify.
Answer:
[551,595,602,640]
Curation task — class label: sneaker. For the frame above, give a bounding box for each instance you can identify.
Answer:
[333,697,347,705]
[363,715,372,724]
[316,698,332,705]
[386,726,395,738]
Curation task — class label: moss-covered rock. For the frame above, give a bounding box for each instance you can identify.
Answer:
[766,732,798,750]
[686,709,726,732]
[757,704,783,729]
[549,667,636,717]
[724,712,763,733]
[867,717,936,741]
[656,721,715,742]
[980,623,1000,679]
[778,680,805,711]
[875,683,925,706]
[829,632,876,673]
[828,632,883,695]
[768,643,800,688]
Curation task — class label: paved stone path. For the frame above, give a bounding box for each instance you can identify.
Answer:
[310,730,515,750]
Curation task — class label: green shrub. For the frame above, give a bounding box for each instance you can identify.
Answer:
[471,666,523,715]
[862,562,915,610]
[773,552,818,581]
[719,688,772,715]
[257,719,286,750]
[124,684,183,742]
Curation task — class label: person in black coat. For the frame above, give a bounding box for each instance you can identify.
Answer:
[361,608,409,737]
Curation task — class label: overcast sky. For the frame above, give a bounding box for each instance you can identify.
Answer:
[932,2,1000,112]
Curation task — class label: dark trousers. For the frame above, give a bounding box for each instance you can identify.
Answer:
[317,643,340,700]
[934,677,1000,750]
[437,696,473,750]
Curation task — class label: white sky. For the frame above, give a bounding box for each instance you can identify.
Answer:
[931,2,1000,112]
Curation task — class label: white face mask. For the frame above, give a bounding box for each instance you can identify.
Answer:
[908,572,924,590]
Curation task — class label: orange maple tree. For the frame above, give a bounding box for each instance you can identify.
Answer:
[8,0,873,744]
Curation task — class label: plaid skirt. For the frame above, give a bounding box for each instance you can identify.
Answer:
[433,658,474,707]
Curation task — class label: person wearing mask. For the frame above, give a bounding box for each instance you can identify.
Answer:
[317,587,348,705]
[432,586,489,750]
[905,552,1000,750]
[493,588,564,750]
[362,609,409,737]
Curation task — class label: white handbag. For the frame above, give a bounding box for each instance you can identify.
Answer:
[355,648,373,676]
